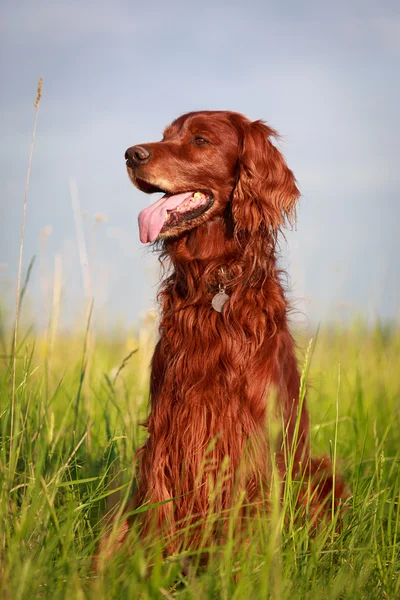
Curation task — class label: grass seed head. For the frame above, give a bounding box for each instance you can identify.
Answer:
[34,77,43,109]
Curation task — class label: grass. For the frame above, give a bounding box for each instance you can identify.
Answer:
[0,313,399,599]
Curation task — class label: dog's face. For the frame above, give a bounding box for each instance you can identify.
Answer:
[125,111,241,243]
[126,110,299,244]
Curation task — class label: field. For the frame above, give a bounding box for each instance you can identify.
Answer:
[0,308,399,599]
[1,82,399,598]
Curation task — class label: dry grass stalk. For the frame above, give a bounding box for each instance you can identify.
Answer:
[69,178,92,314]
[69,179,95,449]
[10,77,43,458]
[47,252,62,375]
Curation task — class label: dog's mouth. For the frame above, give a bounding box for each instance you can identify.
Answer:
[135,178,214,243]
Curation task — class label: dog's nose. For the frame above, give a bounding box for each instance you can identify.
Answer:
[125,145,151,166]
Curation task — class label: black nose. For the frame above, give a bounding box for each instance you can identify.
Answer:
[125,145,151,166]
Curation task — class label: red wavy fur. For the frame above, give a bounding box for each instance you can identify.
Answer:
[97,111,347,561]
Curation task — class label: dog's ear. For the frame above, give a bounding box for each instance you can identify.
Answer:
[232,120,300,237]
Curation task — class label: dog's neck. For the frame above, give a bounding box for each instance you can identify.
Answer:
[160,218,282,302]
[165,217,276,260]
[165,219,233,263]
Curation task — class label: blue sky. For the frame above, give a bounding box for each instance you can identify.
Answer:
[1,0,399,330]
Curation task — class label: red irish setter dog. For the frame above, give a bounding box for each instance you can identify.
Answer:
[98,110,347,562]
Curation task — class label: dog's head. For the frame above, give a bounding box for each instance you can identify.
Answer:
[125,111,299,244]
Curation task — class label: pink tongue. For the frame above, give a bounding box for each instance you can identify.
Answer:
[138,191,196,243]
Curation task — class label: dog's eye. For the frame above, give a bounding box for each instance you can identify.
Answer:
[192,136,209,146]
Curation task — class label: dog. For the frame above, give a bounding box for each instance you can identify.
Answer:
[97,110,347,564]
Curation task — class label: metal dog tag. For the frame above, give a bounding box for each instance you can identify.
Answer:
[212,290,229,313]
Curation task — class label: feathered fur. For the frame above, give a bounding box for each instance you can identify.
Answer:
[97,111,347,562]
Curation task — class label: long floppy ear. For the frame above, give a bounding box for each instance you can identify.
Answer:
[232,119,300,237]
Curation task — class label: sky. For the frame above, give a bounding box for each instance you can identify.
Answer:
[0,0,399,332]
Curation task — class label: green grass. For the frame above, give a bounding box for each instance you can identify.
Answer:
[0,315,399,599]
